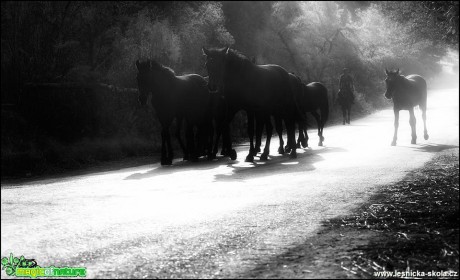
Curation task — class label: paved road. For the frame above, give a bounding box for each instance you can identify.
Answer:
[1,87,458,278]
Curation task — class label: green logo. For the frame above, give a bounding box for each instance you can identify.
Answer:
[1,253,86,278]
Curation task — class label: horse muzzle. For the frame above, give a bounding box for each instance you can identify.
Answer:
[207,82,219,93]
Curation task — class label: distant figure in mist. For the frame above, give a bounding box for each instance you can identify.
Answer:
[337,68,355,125]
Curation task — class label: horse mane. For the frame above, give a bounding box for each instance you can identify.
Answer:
[148,59,176,78]
[226,48,252,68]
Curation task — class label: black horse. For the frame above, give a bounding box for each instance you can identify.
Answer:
[297,81,329,147]
[136,59,212,165]
[384,68,429,145]
[337,88,353,125]
[202,47,302,161]
[204,76,236,160]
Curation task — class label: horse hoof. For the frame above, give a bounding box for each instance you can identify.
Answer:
[301,139,308,148]
[278,147,285,155]
[391,141,396,146]
[229,149,237,160]
[260,153,268,161]
[245,155,254,162]
[318,142,323,147]
[284,146,291,154]
[255,147,261,153]
[289,152,297,159]
[296,143,301,149]
[343,122,346,125]
[411,139,416,145]
[424,134,429,140]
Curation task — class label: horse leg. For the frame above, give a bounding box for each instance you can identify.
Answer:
[342,105,346,125]
[286,119,297,159]
[311,111,323,146]
[212,120,221,159]
[296,123,303,148]
[160,127,168,165]
[391,109,399,146]
[245,111,255,162]
[421,105,429,140]
[175,117,187,161]
[222,115,236,160]
[347,105,351,124]
[261,115,273,160]
[275,116,285,154]
[409,108,417,144]
[166,125,174,164]
[185,123,198,162]
[255,114,264,154]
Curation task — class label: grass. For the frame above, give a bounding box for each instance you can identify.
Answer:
[325,150,459,277]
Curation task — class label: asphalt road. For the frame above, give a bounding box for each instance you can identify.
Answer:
[1,87,458,278]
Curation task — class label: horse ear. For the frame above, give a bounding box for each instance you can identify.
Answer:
[136,60,140,70]
[224,46,229,55]
[202,47,209,56]
[385,68,389,75]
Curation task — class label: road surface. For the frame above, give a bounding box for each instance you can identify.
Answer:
[1,87,458,278]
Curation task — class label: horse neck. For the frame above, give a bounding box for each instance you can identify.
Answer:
[224,58,253,86]
[150,72,176,101]
[395,75,411,91]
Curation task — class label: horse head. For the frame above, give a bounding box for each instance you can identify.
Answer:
[202,46,229,92]
[384,68,401,100]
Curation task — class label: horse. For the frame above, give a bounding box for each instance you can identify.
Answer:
[204,76,236,160]
[202,46,302,161]
[297,81,329,147]
[136,59,212,165]
[336,88,353,125]
[384,68,429,146]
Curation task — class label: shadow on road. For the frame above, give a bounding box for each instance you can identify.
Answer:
[213,146,348,183]
[413,143,458,153]
[124,156,230,180]
[124,146,348,182]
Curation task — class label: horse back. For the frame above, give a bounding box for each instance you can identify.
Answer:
[175,74,211,122]
[395,74,427,109]
[406,74,426,90]
[239,64,292,111]
[303,82,328,112]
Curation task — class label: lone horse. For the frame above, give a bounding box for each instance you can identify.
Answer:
[297,81,329,147]
[384,68,429,146]
[136,59,212,165]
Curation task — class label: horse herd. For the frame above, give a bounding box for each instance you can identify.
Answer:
[136,47,429,166]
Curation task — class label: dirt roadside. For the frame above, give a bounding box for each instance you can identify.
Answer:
[242,148,459,279]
